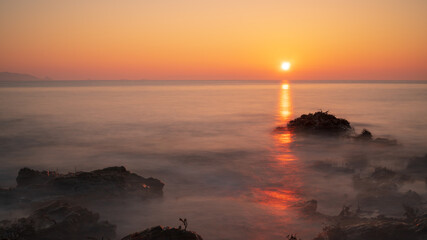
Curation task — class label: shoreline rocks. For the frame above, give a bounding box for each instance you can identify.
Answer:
[2,166,164,205]
[0,200,116,240]
[313,214,427,240]
[122,226,204,240]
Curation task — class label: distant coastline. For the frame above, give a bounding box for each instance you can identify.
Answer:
[0,72,426,85]
[0,72,45,81]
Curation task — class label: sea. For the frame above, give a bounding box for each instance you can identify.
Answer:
[1,80,426,239]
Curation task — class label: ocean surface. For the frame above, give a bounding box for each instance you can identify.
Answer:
[1,80,427,239]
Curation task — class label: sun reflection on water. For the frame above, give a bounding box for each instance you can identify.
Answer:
[252,81,303,211]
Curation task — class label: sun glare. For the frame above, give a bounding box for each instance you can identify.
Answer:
[281,62,291,71]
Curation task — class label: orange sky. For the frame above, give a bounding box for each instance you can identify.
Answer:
[1,0,426,80]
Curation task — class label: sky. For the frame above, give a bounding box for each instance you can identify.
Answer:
[1,0,426,80]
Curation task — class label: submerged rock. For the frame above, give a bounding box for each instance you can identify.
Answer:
[0,200,116,240]
[2,166,164,205]
[284,111,352,135]
[121,226,204,240]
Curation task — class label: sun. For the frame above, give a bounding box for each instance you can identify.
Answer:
[281,62,291,71]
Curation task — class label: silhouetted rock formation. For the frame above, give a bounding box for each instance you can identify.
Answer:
[121,226,204,240]
[1,166,164,205]
[276,111,398,145]
[354,129,397,145]
[285,111,352,135]
[0,200,115,240]
[354,129,373,140]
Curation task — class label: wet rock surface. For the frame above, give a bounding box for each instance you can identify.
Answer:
[2,166,164,205]
[121,226,204,240]
[0,200,116,240]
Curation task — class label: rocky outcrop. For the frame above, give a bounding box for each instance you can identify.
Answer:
[277,112,397,145]
[121,226,204,240]
[0,200,116,240]
[12,166,164,202]
[283,111,352,135]
[313,214,427,240]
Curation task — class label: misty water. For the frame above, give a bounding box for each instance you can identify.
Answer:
[1,80,427,239]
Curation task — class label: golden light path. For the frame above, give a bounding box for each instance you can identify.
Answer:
[253,82,303,211]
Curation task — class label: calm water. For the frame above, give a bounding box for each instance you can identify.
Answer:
[1,80,427,239]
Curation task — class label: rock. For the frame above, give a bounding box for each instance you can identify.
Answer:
[354,129,397,145]
[285,111,352,135]
[121,226,204,240]
[16,168,57,187]
[277,111,398,146]
[0,200,116,240]
[354,129,373,141]
[13,166,164,201]
[313,215,427,240]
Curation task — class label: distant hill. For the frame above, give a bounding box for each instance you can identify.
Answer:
[0,72,41,81]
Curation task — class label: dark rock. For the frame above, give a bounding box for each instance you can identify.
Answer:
[50,166,163,197]
[313,215,427,240]
[285,111,352,135]
[16,168,57,187]
[277,111,398,146]
[3,166,164,205]
[338,205,354,218]
[354,129,373,141]
[354,129,397,145]
[313,224,347,240]
[121,226,204,240]
[0,200,116,240]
